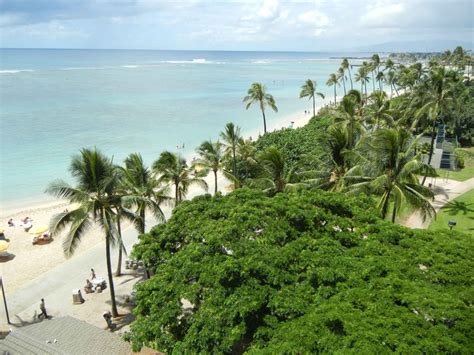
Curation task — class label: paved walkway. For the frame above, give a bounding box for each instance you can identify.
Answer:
[404,177,474,229]
[0,222,142,331]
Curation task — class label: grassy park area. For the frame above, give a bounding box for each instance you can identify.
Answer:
[437,147,474,182]
[429,189,474,234]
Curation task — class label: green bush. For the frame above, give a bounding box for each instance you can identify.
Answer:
[128,189,474,353]
[455,149,465,169]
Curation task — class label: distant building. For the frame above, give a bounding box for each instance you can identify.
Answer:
[0,316,159,354]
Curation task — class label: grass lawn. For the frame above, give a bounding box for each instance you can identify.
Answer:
[437,147,474,182]
[428,188,474,234]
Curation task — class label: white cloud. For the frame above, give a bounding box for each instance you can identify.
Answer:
[360,1,405,27]
[257,0,280,20]
[298,10,330,27]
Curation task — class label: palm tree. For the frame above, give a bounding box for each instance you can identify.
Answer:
[366,90,393,129]
[243,82,278,134]
[337,67,347,95]
[252,146,302,194]
[335,94,364,148]
[326,73,339,105]
[121,153,168,234]
[153,151,208,207]
[220,122,241,181]
[415,66,455,183]
[46,148,121,317]
[353,128,436,223]
[371,54,381,92]
[354,65,370,99]
[310,125,364,192]
[299,79,325,117]
[386,70,398,98]
[195,140,225,194]
[341,58,353,90]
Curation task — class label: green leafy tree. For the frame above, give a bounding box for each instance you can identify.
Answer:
[128,189,473,353]
[46,148,121,317]
[299,79,325,117]
[243,82,278,134]
[153,151,208,207]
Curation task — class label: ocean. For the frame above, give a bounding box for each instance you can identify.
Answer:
[0,49,369,210]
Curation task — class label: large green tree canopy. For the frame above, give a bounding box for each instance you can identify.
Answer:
[129,189,473,353]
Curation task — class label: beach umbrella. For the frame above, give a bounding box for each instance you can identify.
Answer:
[0,240,9,252]
[28,225,49,235]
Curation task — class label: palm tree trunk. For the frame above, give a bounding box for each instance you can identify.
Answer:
[232,145,237,179]
[115,214,123,277]
[312,95,315,117]
[342,76,346,95]
[371,72,375,92]
[106,234,119,317]
[175,181,179,207]
[261,109,267,134]
[422,118,438,185]
[348,66,353,90]
[394,84,399,96]
[390,85,393,98]
[139,208,145,234]
[213,170,218,194]
[333,86,336,105]
[391,202,397,223]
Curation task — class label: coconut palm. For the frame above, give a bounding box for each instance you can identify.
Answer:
[121,153,168,234]
[46,148,121,317]
[341,58,353,90]
[299,79,325,117]
[252,146,303,194]
[371,54,381,92]
[243,82,278,134]
[220,122,241,181]
[354,65,370,99]
[337,67,347,95]
[326,73,339,105]
[366,90,394,129]
[352,128,436,223]
[310,125,364,192]
[415,66,455,183]
[195,140,225,194]
[386,70,399,97]
[334,94,364,148]
[153,151,208,207]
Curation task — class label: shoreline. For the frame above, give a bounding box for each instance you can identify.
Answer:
[0,104,322,219]
[0,105,320,294]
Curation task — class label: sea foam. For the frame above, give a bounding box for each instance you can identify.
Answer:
[0,69,34,74]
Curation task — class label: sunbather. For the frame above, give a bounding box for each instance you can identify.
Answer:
[84,279,94,293]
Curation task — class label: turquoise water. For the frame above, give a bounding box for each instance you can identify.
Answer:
[0,49,367,209]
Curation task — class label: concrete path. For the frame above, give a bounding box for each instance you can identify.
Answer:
[404,177,474,229]
[0,221,142,331]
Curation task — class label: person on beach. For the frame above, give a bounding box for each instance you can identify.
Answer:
[84,279,94,293]
[90,268,96,280]
[38,298,48,319]
[8,218,14,227]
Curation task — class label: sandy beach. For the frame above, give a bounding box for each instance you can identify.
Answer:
[0,104,324,294]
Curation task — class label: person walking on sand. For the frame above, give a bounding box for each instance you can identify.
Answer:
[38,298,48,319]
[90,268,96,280]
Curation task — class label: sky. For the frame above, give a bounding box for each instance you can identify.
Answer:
[0,0,472,51]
